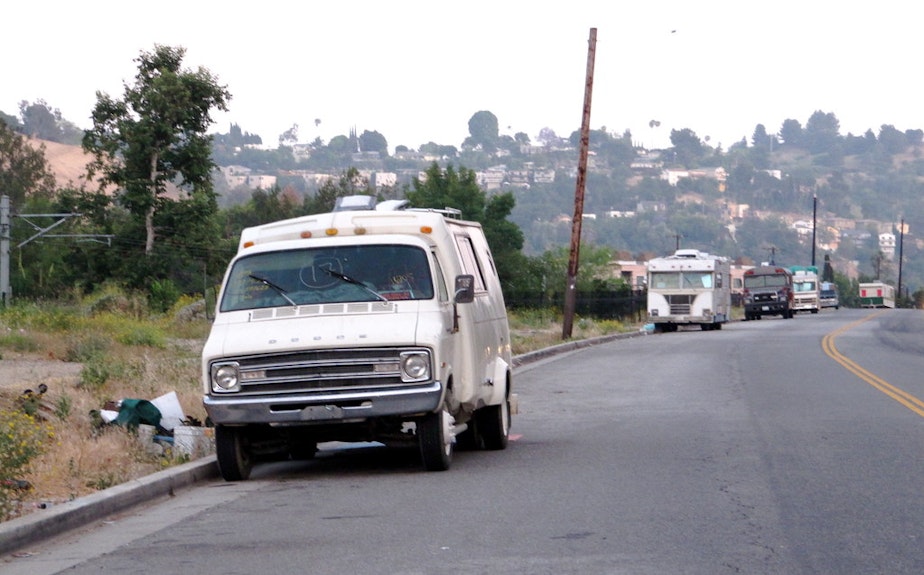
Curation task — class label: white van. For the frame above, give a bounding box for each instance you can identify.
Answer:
[202,198,514,480]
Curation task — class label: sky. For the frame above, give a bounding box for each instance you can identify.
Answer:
[4,1,923,152]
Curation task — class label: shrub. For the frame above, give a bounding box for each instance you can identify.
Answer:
[0,331,39,353]
[115,324,166,348]
[148,279,182,314]
[64,333,111,363]
[0,410,54,520]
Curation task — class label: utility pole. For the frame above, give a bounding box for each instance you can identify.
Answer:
[0,194,113,304]
[897,217,905,305]
[764,246,777,266]
[0,196,10,305]
[811,194,817,267]
[562,27,596,340]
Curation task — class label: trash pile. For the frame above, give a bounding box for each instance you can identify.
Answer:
[93,391,214,459]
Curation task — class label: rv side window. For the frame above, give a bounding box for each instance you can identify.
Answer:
[454,235,487,292]
[684,272,712,289]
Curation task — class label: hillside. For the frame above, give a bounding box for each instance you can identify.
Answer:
[25,138,96,190]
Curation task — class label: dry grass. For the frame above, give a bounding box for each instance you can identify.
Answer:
[509,309,636,355]
[0,293,210,519]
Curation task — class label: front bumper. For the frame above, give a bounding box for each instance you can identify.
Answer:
[204,381,443,425]
[744,302,788,314]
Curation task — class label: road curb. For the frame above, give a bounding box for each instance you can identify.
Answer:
[1,329,642,555]
[513,329,647,368]
[0,456,218,555]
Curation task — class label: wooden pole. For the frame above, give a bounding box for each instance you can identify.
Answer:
[562,28,597,339]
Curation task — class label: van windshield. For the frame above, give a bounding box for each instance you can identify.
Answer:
[220,244,434,312]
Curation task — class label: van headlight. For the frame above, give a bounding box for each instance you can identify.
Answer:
[211,362,241,393]
[400,351,430,382]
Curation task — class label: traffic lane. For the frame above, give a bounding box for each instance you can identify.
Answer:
[730,309,924,573]
[514,331,798,573]
[828,309,924,396]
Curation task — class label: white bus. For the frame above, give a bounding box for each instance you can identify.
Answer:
[647,249,732,332]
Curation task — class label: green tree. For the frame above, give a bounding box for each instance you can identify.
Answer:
[19,100,58,141]
[877,124,908,154]
[532,244,622,296]
[18,99,83,145]
[405,163,524,286]
[309,167,375,214]
[779,118,803,146]
[804,110,841,155]
[0,121,56,206]
[464,111,499,151]
[668,128,705,167]
[359,130,388,155]
[82,45,231,259]
[822,253,835,282]
[0,111,20,130]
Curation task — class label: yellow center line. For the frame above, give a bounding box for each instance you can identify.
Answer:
[821,310,924,417]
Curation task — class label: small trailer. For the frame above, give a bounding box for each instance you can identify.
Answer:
[858,281,895,308]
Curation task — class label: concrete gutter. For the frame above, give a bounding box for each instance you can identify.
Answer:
[0,329,645,555]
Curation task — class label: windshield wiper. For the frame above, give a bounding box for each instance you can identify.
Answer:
[323,268,389,303]
[248,274,297,307]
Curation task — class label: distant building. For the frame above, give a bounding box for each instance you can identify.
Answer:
[604,210,637,219]
[608,260,647,290]
[218,165,277,189]
[370,171,397,189]
[636,201,667,213]
[879,232,896,259]
[475,167,506,190]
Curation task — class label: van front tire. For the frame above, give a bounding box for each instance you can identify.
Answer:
[216,425,253,481]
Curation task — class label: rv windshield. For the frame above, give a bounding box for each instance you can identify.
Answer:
[651,271,713,289]
[220,244,434,312]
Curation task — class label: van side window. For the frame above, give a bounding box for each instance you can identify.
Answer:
[432,254,449,301]
[454,235,487,292]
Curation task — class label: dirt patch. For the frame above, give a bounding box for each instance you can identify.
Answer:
[0,357,82,392]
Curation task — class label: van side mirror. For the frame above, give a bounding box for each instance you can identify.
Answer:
[454,275,475,303]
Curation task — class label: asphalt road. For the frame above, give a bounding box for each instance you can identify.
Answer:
[4,309,924,574]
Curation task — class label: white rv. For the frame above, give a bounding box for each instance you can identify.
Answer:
[789,266,820,314]
[646,249,732,332]
[202,198,514,480]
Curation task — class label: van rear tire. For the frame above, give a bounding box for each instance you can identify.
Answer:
[419,408,453,471]
[478,399,510,451]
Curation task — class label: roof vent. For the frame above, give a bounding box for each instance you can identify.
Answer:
[333,195,377,211]
[375,199,411,211]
